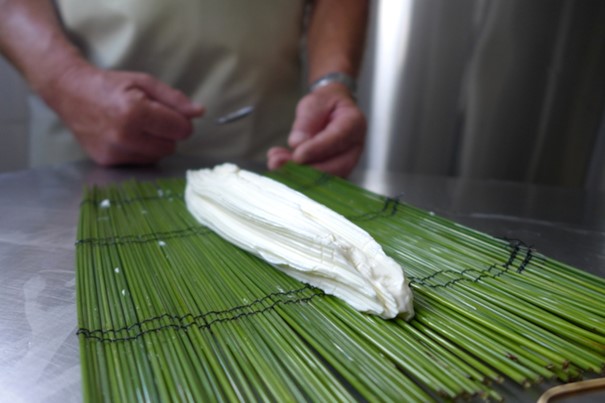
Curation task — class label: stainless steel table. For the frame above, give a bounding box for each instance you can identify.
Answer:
[1,157,604,402]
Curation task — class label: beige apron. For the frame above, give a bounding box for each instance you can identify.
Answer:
[30,0,305,166]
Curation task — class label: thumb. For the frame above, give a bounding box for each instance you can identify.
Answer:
[288,95,331,148]
[130,73,204,118]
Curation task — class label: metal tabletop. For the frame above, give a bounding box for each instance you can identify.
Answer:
[1,157,604,402]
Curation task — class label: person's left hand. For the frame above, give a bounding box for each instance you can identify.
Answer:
[267,84,366,177]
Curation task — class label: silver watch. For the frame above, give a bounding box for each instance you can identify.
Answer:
[308,72,357,95]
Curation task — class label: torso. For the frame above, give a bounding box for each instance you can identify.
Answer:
[30,0,306,166]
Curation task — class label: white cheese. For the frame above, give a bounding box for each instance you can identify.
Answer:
[185,163,414,320]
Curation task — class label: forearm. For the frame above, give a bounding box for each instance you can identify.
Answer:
[0,0,85,99]
[306,0,369,83]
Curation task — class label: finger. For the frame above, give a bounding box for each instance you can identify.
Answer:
[267,147,293,170]
[139,99,194,140]
[292,107,365,164]
[288,95,332,148]
[130,73,205,117]
[308,144,364,178]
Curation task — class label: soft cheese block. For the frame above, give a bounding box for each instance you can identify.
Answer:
[185,163,414,320]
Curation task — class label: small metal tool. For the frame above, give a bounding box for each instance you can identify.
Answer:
[215,105,254,125]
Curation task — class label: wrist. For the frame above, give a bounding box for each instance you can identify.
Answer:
[35,53,93,107]
[308,71,357,97]
[309,82,357,105]
[29,41,89,100]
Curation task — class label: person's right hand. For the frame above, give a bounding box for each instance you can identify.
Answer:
[42,62,204,166]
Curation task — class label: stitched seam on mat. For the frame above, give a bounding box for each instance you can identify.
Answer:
[77,286,324,343]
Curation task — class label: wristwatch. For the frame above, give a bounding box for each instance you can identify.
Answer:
[308,72,357,95]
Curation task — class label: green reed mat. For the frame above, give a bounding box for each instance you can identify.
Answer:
[75,163,605,402]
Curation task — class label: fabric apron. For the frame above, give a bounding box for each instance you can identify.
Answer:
[29,0,305,166]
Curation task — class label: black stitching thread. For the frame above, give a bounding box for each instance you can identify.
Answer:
[78,178,538,342]
[77,192,537,288]
[77,240,537,343]
[309,172,332,188]
[517,246,534,274]
[79,286,314,336]
[284,171,333,192]
[504,241,521,268]
[76,226,212,247]
[77,286,324,343]
[410,264,506,288]
[500,238,536,273]
[299,172,333,189]
[81,170,330,207]
[348,193,404,221]
[80,191,183,207]
[409,241,535,288]
[75,193,404,247]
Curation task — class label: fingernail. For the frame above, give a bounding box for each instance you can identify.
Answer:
[289,130,310,147]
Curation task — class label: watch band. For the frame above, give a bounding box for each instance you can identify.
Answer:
[308,72,357,95]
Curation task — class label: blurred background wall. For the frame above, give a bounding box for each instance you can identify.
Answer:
[0,56,29,172]
[1,0,605,190]
[359,0,605,190]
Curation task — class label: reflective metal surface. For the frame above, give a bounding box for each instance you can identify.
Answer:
[360,0,605,189]
[1,157,604,402]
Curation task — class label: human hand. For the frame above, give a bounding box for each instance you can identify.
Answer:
[42,62,204,166]
[267,84,366,177]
